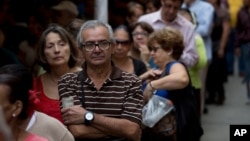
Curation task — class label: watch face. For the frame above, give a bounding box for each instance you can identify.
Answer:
[85,112,94,120]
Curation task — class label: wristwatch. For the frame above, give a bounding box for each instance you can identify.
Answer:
[84,111,94,126]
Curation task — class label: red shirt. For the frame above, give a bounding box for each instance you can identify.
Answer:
[32,77,63,123]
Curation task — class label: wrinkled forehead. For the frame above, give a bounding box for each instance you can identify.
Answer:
[82,26,110,42]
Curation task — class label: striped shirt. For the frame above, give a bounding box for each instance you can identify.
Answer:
[58,65,143,125]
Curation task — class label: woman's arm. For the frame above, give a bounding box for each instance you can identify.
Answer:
[151,63,189,90]
[143,63,189,101]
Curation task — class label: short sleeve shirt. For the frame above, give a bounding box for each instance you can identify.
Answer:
[58,65,143,125]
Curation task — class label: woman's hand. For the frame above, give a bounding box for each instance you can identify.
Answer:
[139,69,162,81]
[166,99,173,106]
[138,43,150,64]
[143,82,156,103]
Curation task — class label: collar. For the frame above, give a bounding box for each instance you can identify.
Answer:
[171,14,183,26]
[153,9,182,26]
[152,9,163,23]
[81,61,122,82]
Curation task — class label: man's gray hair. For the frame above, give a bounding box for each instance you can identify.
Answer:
[76,20,115,48]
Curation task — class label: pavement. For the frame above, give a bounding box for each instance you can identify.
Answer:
[200,73,250,141]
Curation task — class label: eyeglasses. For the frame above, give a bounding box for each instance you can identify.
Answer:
[148,46,161,52]
[81,40,111,52]
[115,40,130,46]
[132,32,148,37]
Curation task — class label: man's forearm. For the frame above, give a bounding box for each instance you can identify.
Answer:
[92,114,141,141]
[68,124,107,139]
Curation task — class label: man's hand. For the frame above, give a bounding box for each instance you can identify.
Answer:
[61,105,87,125]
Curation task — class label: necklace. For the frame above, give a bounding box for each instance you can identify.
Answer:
[47,73,59,84]
[50,76,58,84]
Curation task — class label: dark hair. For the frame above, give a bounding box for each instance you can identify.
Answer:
[0,64,33,120]
[129,21,154,40]
[216,0,221,6]
[114,25,132,42]
[126,1,144,18]
[177,0,184,4]
[66,18,85,39]
[168,0,184,4]
[148,27,184,60]
[146,0,161,10]
[36,23,78,71]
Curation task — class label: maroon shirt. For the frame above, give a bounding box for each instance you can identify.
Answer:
[235,6,250,48]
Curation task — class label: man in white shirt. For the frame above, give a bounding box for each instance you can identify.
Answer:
[138,0,198,68]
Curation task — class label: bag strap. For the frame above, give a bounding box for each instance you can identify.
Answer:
[162,61,178,76]
[78,71,85,108]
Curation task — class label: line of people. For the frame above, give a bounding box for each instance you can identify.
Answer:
[0,20,203,141]
[0,0,249,141]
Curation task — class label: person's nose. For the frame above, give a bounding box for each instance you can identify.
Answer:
[136,34,143,39]
[150,50,155,56]
[93,44,101,52]
[116,43,122,49]
[54,45,60,53]
[169,7,175,14]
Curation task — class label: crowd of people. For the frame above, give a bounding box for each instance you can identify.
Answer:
[0,0,249,141]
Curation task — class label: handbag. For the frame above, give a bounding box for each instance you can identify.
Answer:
[151,110,177,136]
[142,95,177,137]
[142,61,178,137]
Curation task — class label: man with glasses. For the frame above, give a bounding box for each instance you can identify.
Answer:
[138,0,198,68]
[58,20,143,141]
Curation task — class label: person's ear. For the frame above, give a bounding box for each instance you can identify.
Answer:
[11,100,23,118]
